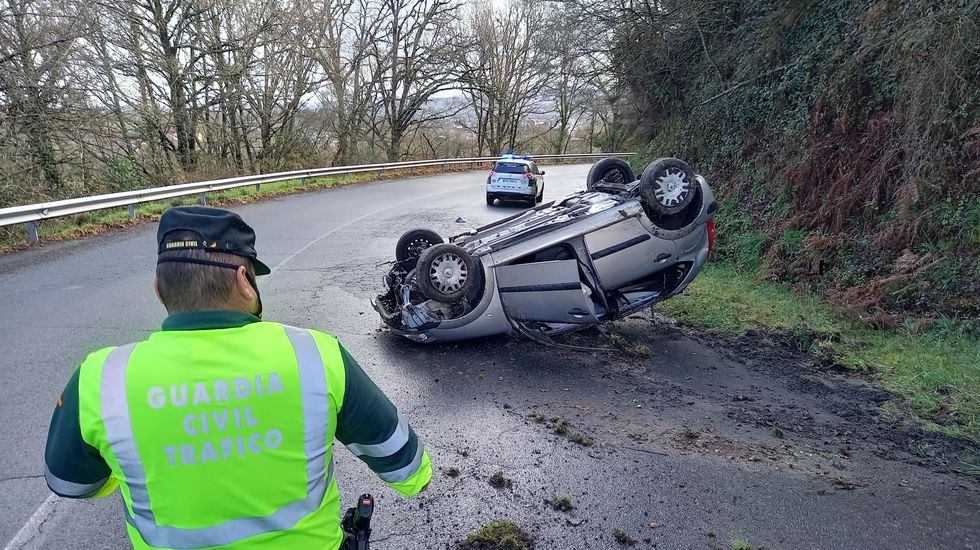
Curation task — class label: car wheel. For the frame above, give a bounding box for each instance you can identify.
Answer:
[639,158,699,216]
[586,157,635,191]
[395,228,443,263]
[416,243,477,303]
[486,193,495,206]
[536,185,543,203]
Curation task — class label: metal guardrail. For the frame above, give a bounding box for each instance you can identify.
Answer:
[0,153,633,242]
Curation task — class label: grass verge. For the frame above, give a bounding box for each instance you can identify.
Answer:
[659,263,980,443]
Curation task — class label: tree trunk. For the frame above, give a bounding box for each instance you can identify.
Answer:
[387,129,403,162]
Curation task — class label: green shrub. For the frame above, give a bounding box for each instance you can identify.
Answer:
[104,156,144,192]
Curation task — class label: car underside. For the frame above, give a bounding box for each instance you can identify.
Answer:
[372,157,716,344]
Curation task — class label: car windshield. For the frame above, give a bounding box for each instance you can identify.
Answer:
[493,162,528,174]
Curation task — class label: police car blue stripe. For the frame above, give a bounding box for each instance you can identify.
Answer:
[100,326,332,548]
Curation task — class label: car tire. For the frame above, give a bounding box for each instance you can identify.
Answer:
[486,193,495,206]
[536,185,544,203]
[587,157,635,191]
[416,243,477,303]
[639,158,699,216]
[395,228,444,263]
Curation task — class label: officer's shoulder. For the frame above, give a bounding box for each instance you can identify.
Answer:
[261,321,340,346]
[307,328,340,348]
[82,345,118,365]
[75,345,120,380]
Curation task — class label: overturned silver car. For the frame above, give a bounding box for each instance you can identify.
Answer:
[372,157,717,343]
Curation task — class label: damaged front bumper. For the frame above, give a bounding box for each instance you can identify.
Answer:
[371,259,512,343]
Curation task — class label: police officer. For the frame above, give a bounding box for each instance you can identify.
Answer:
[44,206,432,549]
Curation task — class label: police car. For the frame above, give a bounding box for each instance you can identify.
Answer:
[486,154,545,206]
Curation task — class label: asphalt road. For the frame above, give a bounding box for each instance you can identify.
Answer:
[1,164,978,549]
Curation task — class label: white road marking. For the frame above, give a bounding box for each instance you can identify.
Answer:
[3,494,58,550]
[267,183,482,279]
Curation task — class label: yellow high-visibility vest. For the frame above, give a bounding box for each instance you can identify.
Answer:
[78,322,349,549]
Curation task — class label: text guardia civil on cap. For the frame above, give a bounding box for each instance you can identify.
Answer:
[157,206,271,275]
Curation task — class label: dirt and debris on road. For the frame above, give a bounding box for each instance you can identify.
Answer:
[365,310,980,549]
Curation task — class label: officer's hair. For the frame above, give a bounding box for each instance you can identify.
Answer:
[156,230,255,314]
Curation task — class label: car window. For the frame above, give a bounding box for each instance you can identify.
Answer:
[494,162,527,174]
[530,162,540,174]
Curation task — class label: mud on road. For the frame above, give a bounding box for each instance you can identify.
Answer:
[367,311,980,550]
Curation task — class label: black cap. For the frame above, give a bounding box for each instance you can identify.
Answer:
[157,206,271,275]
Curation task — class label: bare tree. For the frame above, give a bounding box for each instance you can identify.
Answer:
[307,0,383,165]
[237,0,319,169]
[457,0,553,155]
[541,5,592,153]
[96,0,225,172]
[0,0,87,192]
[373,0,461,161]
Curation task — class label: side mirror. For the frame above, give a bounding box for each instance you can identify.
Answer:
[540,170,546,175]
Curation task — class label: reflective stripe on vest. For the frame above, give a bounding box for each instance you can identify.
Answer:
[378,441,424,483]
[345,413,409,458]
[100,325,331,549]
[44,462,108,498]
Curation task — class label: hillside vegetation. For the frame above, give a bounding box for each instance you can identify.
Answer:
[612,0,979,322]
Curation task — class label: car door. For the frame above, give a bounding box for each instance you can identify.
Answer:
[583,218,678,291]
[530,162,544,192]
[495,259,599,323]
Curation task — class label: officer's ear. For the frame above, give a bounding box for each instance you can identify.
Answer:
[235,265,257,302]
[153,276,163,305]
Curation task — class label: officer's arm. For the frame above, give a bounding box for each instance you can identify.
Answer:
[44,368,117,499]
[334,345,432,498]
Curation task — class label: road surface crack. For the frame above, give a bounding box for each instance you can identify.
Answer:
[0,474,43,484]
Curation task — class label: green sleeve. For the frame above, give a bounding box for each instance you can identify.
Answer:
[44,368,114,499]
[335,345,431,497]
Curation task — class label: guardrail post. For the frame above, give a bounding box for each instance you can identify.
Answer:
[300,177,306,187]
[198,192,206,205]
[127,204,136,219]
[26,221,38,243]
[255,183,261,193]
